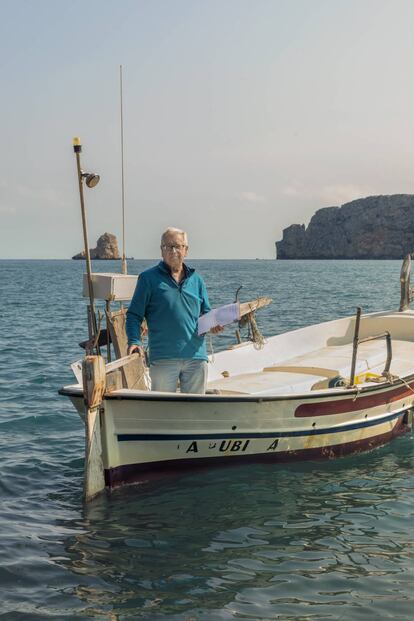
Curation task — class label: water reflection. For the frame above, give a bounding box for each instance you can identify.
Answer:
[55,437,414,619]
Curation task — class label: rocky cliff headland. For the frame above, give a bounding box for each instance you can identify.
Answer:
[276,194,414,259]
[72,232,121,260]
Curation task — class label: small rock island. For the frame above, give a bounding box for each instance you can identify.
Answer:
[72,232,121,260]
[276,194,414,259]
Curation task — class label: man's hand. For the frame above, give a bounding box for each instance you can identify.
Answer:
[210,325,224,334]
[127,344,145,357]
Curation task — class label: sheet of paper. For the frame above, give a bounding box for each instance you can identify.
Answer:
[198,303,240,335]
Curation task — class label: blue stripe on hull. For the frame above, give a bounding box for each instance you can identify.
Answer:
[117,410,405,442]
[106,419,411,488]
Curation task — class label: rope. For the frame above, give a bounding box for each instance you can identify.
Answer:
[390,374,414,395]
[352,384,362,402]
[349,371,414,402]
[245,311,265,350]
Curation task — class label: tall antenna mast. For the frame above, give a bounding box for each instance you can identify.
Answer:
[120,64,127,275]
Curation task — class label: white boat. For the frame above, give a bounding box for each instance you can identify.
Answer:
[60,258,414,493]
[62,138,414,498]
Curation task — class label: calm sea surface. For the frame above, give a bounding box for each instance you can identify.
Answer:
[1,259,414,620]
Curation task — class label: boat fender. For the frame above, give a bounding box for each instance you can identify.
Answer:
[328,375,346,388]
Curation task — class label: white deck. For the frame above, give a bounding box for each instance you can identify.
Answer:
[207,338,414,396]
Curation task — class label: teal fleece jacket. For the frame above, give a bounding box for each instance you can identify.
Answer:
[126,262,211,363]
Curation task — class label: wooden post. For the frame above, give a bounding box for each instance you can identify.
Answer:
[82,356,106,501]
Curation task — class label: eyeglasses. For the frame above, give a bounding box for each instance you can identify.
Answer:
[162,244,187,252]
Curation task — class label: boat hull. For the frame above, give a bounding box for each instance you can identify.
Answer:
[105,418,409,487]
[63,382,414,488]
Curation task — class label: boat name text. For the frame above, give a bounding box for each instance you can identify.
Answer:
[185,438,279,453]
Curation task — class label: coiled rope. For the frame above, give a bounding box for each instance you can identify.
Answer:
[245,312,265,349]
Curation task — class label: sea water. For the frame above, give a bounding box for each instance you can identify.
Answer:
[1,259,414,620]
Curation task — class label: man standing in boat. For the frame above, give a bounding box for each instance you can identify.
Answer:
[126,227,221,393]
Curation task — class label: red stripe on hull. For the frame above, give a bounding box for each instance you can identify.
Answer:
[104,417,410,489]
[295,383,414,417]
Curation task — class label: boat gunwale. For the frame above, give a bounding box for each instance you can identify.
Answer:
[58,371,414,403]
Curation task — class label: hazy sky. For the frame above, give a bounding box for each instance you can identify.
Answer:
[2,0,414,259]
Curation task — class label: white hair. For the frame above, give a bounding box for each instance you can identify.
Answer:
[161,227,188,246]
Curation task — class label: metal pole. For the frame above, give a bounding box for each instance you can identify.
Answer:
[73,137,99,351]
[349,307,362,387]
[120,65,127,275]
[383,332,392,376]
[105,300,112,362]
[399,254,411,312]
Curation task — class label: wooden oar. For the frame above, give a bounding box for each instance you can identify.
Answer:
[239,296,272,317]
[105,352,141,374]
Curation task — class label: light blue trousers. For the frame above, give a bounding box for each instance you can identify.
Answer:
[150,359,208,394]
